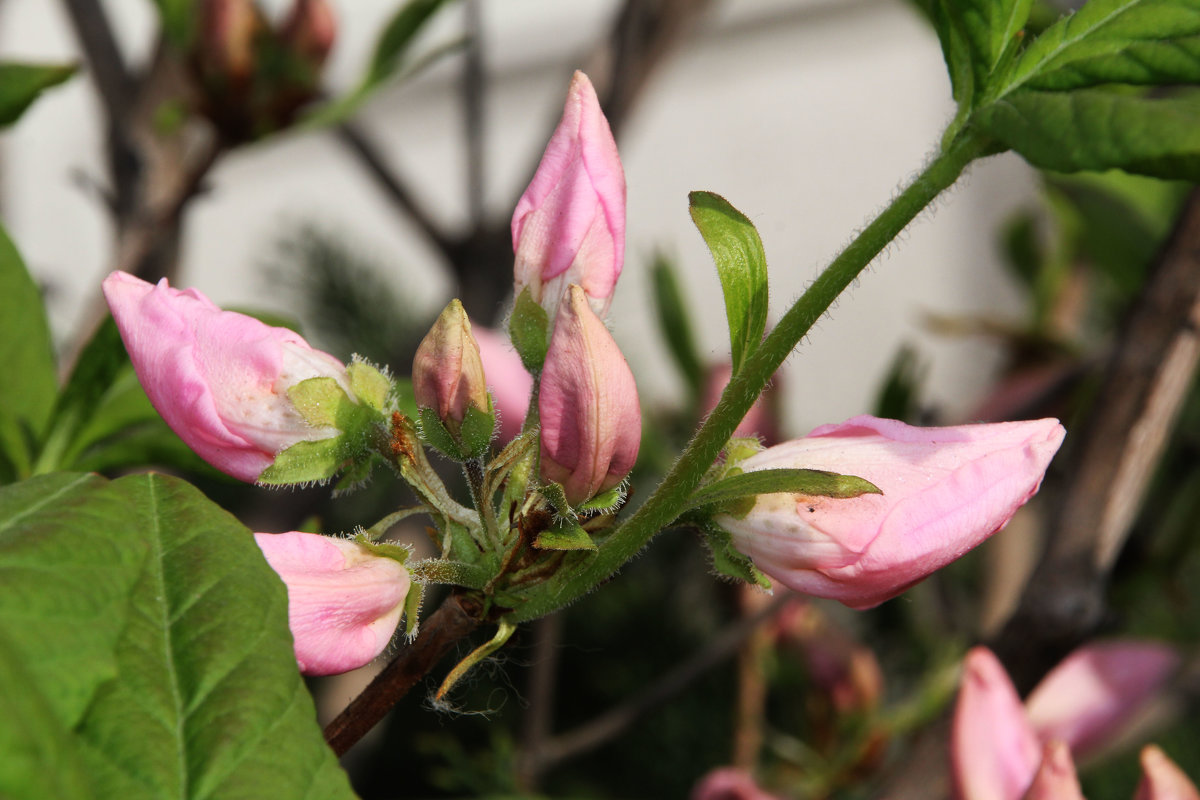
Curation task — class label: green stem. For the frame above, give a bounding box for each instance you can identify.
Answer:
[434,618,517,702]
[510,132,991,623]
[464,456,502,550]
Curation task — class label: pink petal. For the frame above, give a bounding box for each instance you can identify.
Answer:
[473,326,533,443]
[1022,741,1085,800]
[1135,745,1200,800]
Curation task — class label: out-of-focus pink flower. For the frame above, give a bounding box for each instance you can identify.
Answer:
[1022,742,1085,800]
[715,415,1065,609]
[690,768,780,800]
[474,327,533,443]
[539,284,640,505]
[1135,745,1200,800]
[103,270,352,482]
[280,0,336,65]
[952,647,1044,800]
[198,0,263,83]
[413,300,490,435]
[701,363,779,444]
[1025,642,1181,760]
[771,598,883,715]
[254,532,410,676]
[512,71,625,319]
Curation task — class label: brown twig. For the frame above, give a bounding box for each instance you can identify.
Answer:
[991,188,1200,692]
[517,590,793,784]
[323,591,482,756]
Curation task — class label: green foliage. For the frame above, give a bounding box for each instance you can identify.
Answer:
[0,473,355,798]
[0,62,75,127]
[650,255,705,400]
[688,192,769,375]
[303,0,457,127]
[686,467,882,515]
[148,0,196,49]
[0,226,58,480]
[533,520,598,551]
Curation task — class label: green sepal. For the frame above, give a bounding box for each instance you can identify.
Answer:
[287,377,367,431]
[509,288,550,372]
[352,533,413,566]
[348,360,393,411]
[540,481,575,521]
[407,558,490,589]
[703,523,771,589]
[417,406,466,461]
[575,484,626,515]
[332,453,377,496]
[258,436,354,486]
[458,403,496,460]
[534,519,598,552]
[402,581,423,640]
[686,467,882,515]
[442,520,482,564]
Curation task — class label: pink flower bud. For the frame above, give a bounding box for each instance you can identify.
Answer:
[280,0,336,66]
[474,326,533,443]
[1136,745,1200,800]
[715,415,1064,609]
[1022,742,1085,800]
[102,271,352,482]
[539,284,640,505]
[512,71,625,319]
[254,532,409,676]
[690,768,781,800]
[952,648,1043,800]
[198,0,264,84]
[1025,641,1180,760]
[413,300,491,435]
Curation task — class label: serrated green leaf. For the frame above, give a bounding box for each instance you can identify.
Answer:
[688,191,768,374]
[534,520,597,551]
[650,255,704,399]
[509,287,549,372]
[0,473,147,727]
[1006,0,1200,93]
[687,468,881,513]
[0,627,93,800]
[72,473,356,800]
[0,62,75,127]
[257,435,351,485]
[975,87,1200,180]
[0,224,57,467]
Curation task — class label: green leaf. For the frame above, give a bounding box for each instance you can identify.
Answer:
[1005,0,1200,93]
[148,0,196,49]
[0,62,75,127]
[916,0,978,111]
[0,224,58,469]
[302,0,453,127]
[72,474,356,800]
[0,627,94,800]
[975,87,1200,180]
[509,287,550,373]
[0,473,147,726]
[534,520,597,551]
[650,255,705,399]
[687,467,881,513]
[688,191,769,374]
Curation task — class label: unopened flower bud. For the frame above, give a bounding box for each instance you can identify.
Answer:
[413,299,491,435]
[254,532,409,676]
[512,71,625,319]
[1136,745,1200,800]
[197,0,265,85]
[280,0,336,67]
[102,271,354,483]
[539,284,640,505]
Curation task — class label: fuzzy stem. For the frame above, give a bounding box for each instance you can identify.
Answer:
[509,132,991,623]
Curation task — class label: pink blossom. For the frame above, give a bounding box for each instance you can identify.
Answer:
[280,0,336,65]
[512,71,625,318]
[413,300,490,434]
[254,532,410,676]
[1022,742,1086,800]
[715,415,1065,608]
[690,768,780,800]
[103,270,352,482]
[1135,745,1200,800]
[539,284,640,505]
[1025,641,1181,760]
[952,647,1043,800]
[474,326,533,443]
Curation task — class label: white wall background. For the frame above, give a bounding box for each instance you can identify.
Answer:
[0,0,1038,435]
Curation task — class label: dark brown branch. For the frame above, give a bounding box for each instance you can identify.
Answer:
[462,0,486,229]
[336,121,455,256]
[517,590,793,783]
[992,188,1200,691]
[323,592,482,756]
[59,0,136,121]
